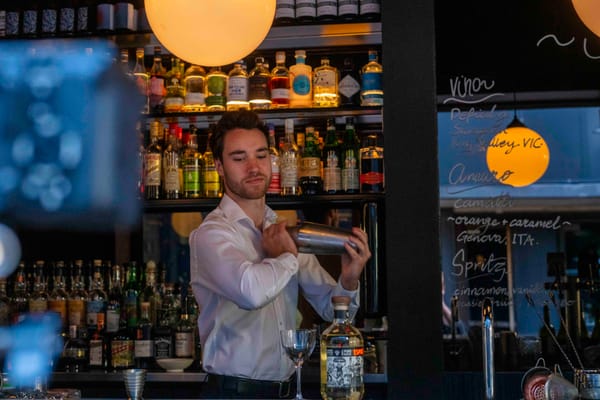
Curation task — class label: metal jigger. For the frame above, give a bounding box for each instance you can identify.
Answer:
[123,369,146,400]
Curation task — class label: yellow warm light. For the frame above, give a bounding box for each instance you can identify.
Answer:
[486,118,550,188]
[572,0,600,37]
[145,0,276,67]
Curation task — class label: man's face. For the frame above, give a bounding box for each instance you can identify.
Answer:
[215,127,271,200]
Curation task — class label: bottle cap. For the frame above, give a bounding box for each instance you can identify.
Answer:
[295,50,306,58]
[332,296,351,306]
[276,51,286,63]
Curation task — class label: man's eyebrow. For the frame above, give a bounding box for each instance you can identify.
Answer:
[226,150,247,156]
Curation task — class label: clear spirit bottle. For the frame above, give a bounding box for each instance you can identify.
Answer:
[248,57,272,110]
[149,46,167,112]
[320,296,364,400]
[164,57,185,113]
[280,118,301,195]
[206,66,227,111]
[132,48,150,114]
[313,57,339,107]
[341,117,360,193]
[270,51,290,108]
[267,124,281,195]
[360,50,383,106]
[86,259,108,332]
[299,126,323,194]
[359,134,384,193]
[183,64,207,112]
[181,128,203,199]
[322,118,342,194]
[144,125,162,200]
[227,60,249,110]
[289,50,313,108]
[203,125,223,198]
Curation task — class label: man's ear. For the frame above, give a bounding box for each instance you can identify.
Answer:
[216,159,224,177]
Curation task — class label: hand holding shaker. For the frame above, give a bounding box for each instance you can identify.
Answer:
[286,221,358,255]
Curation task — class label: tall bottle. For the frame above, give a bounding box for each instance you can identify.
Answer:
[163,58,185,113]
[106,264,123,335]
[132,48,150,114]
[182,128,203,199]
[183,64,207,112]
[114,0,135,31]
[339,57,361,106]
[203,125,222,198]
[341,117,360,193]
[320,296,364,400]
[299,126,323,194]
[10,262,29,324]
[48,260,69,330]
[163,130,181,199]
[313,57,339,107]
[68,260,88,330]
[63,325,89,373]
[248,57,272,110]
[139,260,161,327]
[175,310,194,360]
[149,46,167,112]
[134,301,154,369]
[266,124,281,195]
[360,50,383,106]
[280,118,300,195]
[144,124,162,200]
[359,133,384,193]
[205,66,227,111]
[289,50,313,108]
[28,260,48,314]
[88,313,108,371]
[274,0,295,24]
[270,51,290,108]
[227,60,249,111]
[322,118,342,194]
[86,259,108,333]
[123,262,140,330]
[110,319,134,370]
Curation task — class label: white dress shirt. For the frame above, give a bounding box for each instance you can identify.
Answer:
[189,194,359,381]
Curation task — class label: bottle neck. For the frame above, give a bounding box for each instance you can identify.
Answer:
[333,307,349,323]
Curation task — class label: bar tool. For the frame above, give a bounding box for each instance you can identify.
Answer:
[286,222,358,255]
[123,369,146,400]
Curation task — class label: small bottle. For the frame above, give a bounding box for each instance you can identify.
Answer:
[320,296,364,400]
[203,125,223,198]
[163,58,185,113]
[182,128,203,199]
[182,64,207,112]
[280,119,300,195]
[299,126,323,194]
[274,0,295,24]
[339,57,361,106]
[267,124,281,195]
[270,51,290,108]
[322,118,342,194]
[248,57,272,110]
[114,0,135,31]
[144,125,162,200]
[58,0,76,35]
[338,0,358,20]
[360,50,383,106]
[134,301,154,369]
[206,66,228,111]
[295,0,316,22]
[341,117,360,193]
[359,134,384,193]
[175,311,194,359]
[317,0,337,21]
[95,0,115,33]
[359,0,380,20]
[63,325,89,373]
[313,57,339,107]
[132,48,150,114]
[149,46,167,112]
[289,50,312,108]
[227,60,250,111]
[5,3,21,38]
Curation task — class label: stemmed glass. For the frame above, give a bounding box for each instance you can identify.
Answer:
[280,328,317,400]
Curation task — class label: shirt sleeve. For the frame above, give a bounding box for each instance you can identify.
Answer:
[190,221,299,310]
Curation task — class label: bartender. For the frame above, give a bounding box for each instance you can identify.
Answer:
[189,110,372,398]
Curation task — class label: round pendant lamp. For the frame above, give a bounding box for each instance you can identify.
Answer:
[145,0,276,67]
[572,0,600,37]
[486,116,550,188]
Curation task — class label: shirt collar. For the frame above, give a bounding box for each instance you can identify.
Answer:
[218,193,278,229]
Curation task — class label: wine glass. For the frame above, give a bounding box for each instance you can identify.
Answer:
[280,328,317,400]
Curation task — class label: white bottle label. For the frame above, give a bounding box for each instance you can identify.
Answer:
[134,340,154,357]
[325,347,364,388]
[317,0,337,17]
[339,74,361,98]
[296,0,316,18]
[276,0,295,19]
[339,0,358,15]
[185,92,205,106]
[89,339,103,366]
[360,0,380,15]
[227,76,249,101]
[175,332,193,357]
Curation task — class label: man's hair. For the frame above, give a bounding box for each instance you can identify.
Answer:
[211,110,269,161]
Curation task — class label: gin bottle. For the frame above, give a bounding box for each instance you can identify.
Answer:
[341,117,360,193]
[227,61,249,111]
[206,66,227,111]
[320,296,364,400]
[289,50,313,108]
[248,57,272,110]
[313,57,339,107]
[203,125,223,198]
[270,51,290,108]
[280,118,300,195]
[360,50,383,106]
[299,126,323,194]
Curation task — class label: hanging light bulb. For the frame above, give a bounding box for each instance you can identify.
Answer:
[145,0,276,67]
[486,114,550,188]
[572,0,600,38]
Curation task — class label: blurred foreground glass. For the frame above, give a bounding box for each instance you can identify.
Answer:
[280,328,317,400]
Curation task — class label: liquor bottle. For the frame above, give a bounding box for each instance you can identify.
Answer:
[289,50,313,108]
[182,127,202,199]
[360,50,383,106]
[266,124,281,195]
[248,57,272,110]
[313,57,339,107]
[184,285,202,370]
[134,301,154,369]
[359,0,380,20]
[10,262,29,324]
[95,0,115,33]
[123,262,140,329]
[296,0,316,22]
[280,118,301,195]
[359,133,384,193]
[76,0,96,35]
[132,48,150,114]
[5,2,21,38]
[226,61,249,111]
[48,260,69,330]
[338,0,359,20]
[87,259,108,333]
[139,260,161,327]
[68,260,88,330]
[88,313,108,371]
[339,57,361,106]
[163,131,181,199]
[175,311,194,359]
[40,0,58,37]
[28,260,48,313]
[322,118,342,194]
[274,0,295,24]
[0,278,11,326]
[154,283,177,361]
[182,64,207,112]
[22,0,39,38]
[320,296,364,400]
[114,0,135,31]
[203,125,222,198]
[110,320,134,370]
[299,126,323,194]
[149,46,167,112]
[205,66,227,111]
[106,264,123,335]
[58,0,75,36]
[63,325,89,373]
[341,117,360,193]
[270,51,290,108]
[135,0,150,31]
[164,58,185,113]
[317,0,337,21]
[144,125,162,200]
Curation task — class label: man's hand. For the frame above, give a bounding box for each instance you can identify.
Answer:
[340,227,371,290]
[262,221,298,257]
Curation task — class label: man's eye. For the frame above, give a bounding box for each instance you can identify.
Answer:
[233,157,245,162]
[257,154,268,159]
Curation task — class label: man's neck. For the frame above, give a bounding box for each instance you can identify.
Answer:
[230,194,267,229]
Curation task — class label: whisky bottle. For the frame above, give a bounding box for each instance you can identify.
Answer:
[341,117,360,193]
[280,118,301,195]
[203,125,223,198]
[248,57,272,110]
[320,296,364,400]
[313,57,339,107]
[110,321,134,370]
[206,66,228,111]
[63,325,89,372]
[175,311,194,359]
[134,301,154,369]
[322,118,342,194]
[68,260,88,330]
[132,48,150,114]
[144,125,162,200]
[360,50,383,106]
[48,260,69,330]
[270,51,290,108]
[86,259,107,333]
[267,124,281,195]
[299,126,323,194]
[289,50,313,108]
[359,134,384,193]
[28,260,48,313]
[182,128,203,199]
[149,46,167,112]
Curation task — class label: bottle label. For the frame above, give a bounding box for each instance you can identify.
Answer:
[184,165,201,193]
[164,96,184,108]
[164,165,180,192]
[280,153,299,188]
[111,339,134,367]
[292,74,311,96]
[360,0,381,15]
[144,154,161,186]
[185,92,206,106]
[0,11,5,37]
[300,156,321,178]
[342,151,359,191]
[48,300,67,324]
[314,69,337,90]
[317,1,337,17]
[275,0,295,19]
[361,72,382,92]
[339,0,359,16]
[68,299,85,327]
[29,299,48,313]
[134,339,154,358]
[89,339,104,366]
[106,308,120,333]
[175,332,193,357]
[296,1,317,18]
[339,74,361,98]
[86,300,106,327]
[249,76,271,102]
[227,76,249,101]
[154,336,173,359]
[325,347,364,388]
[207,75,226,96]
[150,76,165,97]
[60,8,75,32]
[41,9,57,34]
[6,12,19,36]
[323,166,341,192]
[271,88,290,102]
[22,10,38,35]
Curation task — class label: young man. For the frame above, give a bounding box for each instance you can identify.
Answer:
[189,110,371,398]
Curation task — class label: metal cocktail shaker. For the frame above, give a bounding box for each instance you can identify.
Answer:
[286,222,357,255]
